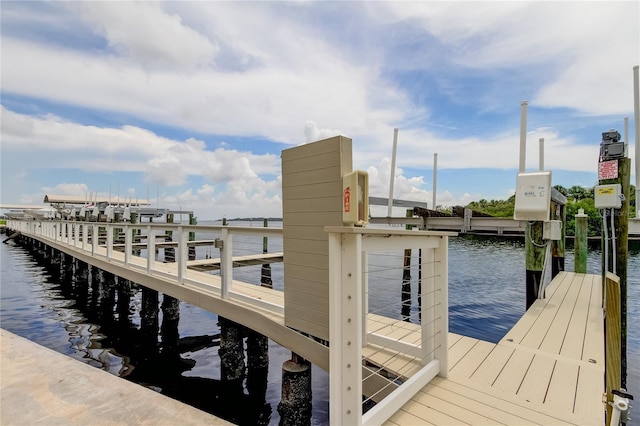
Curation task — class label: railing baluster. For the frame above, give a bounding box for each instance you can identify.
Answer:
[220,227,232,299]
[147,225,155,274]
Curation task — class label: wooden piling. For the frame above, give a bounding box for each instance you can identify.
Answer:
[574,209,588,273]
[599,156,630,388]
[277,354,312,426]
[218,317,246,382]
[525,221,545,309]
[550,202,565,278]
[605,272,621,426]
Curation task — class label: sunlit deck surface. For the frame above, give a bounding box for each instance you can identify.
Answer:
[385,272,604,426]
[0,329,231,426]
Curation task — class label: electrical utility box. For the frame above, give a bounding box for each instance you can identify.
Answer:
[543,220,562,240]
[342,170,369,225]
[513,171,552,221]
[594,184,622,208]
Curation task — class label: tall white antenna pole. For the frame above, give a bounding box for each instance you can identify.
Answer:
[388,128,399,217]
[539,138,544,171]
[519,100,528,173]
[633,65,639,216]
[432,153,438,210]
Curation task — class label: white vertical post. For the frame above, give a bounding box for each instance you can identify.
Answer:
[106,224,113,260]
[388,128,399,217]
[177,226,188,284]
[434,236,449,377]
[432,153,438,210]
[361,250,369,345]
[92,224,98,257]
[329,231,363,426]
[539,138,544,171]
[519,100,528,172]
[421,245,436,365]
[220,227,233,298]
[147,225,155,274]
[124,225,132,267]
[82,223,88,251]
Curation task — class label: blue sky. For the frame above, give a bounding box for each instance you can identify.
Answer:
[1,1,638,219]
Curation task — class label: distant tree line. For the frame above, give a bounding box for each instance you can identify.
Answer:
[466,184,637,237]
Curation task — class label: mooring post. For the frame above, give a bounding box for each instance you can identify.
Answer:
[550,202,565,278]
[599,149,630,389]
[574,209,588,273]
[277,353,312,426]
[117,277,132,325]
[605,273,622,425]
[525,221,545,309]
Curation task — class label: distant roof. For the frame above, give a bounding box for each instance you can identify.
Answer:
[0,204,46,210]
[43,195,151,206]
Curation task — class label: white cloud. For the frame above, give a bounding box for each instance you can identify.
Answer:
[73,2,218,70]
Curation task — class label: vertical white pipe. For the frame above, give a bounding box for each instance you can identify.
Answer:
[539,138,544,171]
[519,101,528,173]
[432,153,438,210]
[388,128,399,217]
[625,116,629,144]
[634,65,639,216]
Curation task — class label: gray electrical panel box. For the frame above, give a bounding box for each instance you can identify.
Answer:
[594,184,622,208]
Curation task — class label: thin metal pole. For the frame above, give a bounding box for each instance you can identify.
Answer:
[388,128,399,217]
[432,153,438,210]
[519,100,528,173]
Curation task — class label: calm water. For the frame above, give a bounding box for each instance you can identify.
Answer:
[1,228,638,425]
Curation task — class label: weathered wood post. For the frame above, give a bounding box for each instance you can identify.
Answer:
[605,273,622,425]
[550,202,565,278]
[525,221,545,309]
[140,287,159,361]
[574,208,588,273]
[277,354,312,426]
[218,317,245,382]
[598,138,630,389]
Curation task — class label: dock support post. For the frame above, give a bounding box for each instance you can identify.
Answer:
[605,273,622,426]
[261,218,272,288]
[525,221,545,309]
[117,278,132,324]
[218,317,245,382]
[277,353,312,426]
[140,287,159,359]
[574,209,588,273]
[550,202,565,278]
[161,294,180,365]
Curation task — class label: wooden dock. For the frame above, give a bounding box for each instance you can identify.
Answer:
[385,272,604,425]
[3,218,607,425]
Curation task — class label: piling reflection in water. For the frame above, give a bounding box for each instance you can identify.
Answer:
[12,239,273,426]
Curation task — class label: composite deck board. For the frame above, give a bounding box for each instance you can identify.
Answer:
[387,272,604,425]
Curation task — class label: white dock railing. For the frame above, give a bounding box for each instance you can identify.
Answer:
[6,219,284,314]
[327,226,451,426]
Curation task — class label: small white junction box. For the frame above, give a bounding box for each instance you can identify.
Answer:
[513,171,552,221]
[594,184,622,209]
[543,220,562,240]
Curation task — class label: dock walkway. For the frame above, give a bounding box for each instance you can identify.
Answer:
[0,329,231,425]
[386,271,604,425]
